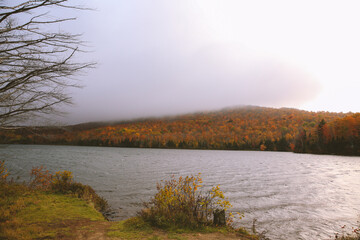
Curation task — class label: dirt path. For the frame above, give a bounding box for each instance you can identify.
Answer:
[64,220,256,240]
[59,220,111,240]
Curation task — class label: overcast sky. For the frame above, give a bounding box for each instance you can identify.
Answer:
[48,0,360,124]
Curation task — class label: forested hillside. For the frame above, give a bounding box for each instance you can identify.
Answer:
[294,113,360,155]
[1,106,359,155]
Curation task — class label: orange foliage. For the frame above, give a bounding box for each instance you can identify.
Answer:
[0,106,351,152]
[294,113,360,155]
[30,166,53,190]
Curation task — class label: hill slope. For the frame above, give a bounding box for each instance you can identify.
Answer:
[0,106,359,155]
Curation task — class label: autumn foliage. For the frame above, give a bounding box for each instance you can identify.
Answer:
[0,161,9,183]
[0,106,357,155]
[140,173,233,229]
[29,166,53,190]
[294,113,360,155]
[52,170,73,192]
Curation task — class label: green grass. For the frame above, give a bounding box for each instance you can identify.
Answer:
[17,191,104,222]
[147,236,163,240]
[0,183,105,239]
[106,216,258,240]
[107,217,154,239]
[0,165,260,240]
[0,182,258,240]
[167,232,188,240]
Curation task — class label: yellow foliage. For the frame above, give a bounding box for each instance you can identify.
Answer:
[53,170,73,185]
[141,173,236,229]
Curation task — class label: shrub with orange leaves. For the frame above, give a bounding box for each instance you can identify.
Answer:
[0,160,9,183]
[29,166,53,190]
[140,173,233,229]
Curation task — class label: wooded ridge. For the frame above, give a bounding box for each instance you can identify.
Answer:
[1,106,359,156]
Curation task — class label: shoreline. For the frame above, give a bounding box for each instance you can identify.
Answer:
[0,183,259,240]
[1,168,359,239]
[2,142,360,157]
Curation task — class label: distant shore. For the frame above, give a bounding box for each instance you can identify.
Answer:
[1,106,359,156]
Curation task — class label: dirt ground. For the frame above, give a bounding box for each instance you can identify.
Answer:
[59,219,256,240]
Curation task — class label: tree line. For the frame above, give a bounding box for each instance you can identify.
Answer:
[294,113,360,155]
[1,106,359,156]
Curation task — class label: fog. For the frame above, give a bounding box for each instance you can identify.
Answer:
[34,0,360,124]
[65,46,320,123]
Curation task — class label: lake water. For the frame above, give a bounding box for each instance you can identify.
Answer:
[2,144,360,240]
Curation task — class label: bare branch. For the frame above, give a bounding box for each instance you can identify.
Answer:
[0,0,95,126]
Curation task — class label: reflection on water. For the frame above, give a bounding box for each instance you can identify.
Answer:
[2,144,360,240]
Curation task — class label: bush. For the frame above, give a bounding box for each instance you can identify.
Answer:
[0,160,9,183]
[52,170,73,193]
[29,166,53,190]
[140,173,232,229]
[123,217,152,231]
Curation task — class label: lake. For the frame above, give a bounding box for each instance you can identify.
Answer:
[2,144,360,240]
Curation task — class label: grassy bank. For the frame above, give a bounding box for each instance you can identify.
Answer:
[0,183,259,239]
[0,182,105,239]
[1,162,358,240]
[0,162,259,240]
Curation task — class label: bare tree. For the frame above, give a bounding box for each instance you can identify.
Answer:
[0,0,95,127]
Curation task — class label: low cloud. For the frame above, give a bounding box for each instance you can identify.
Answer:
[64,44,321,124]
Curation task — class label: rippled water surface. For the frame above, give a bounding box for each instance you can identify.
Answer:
[2,144,360,239]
